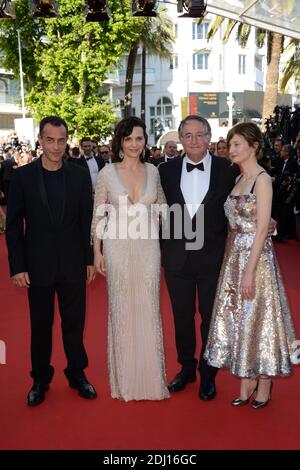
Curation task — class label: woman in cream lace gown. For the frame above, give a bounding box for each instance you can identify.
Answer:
[91,117,169,401]
[204,123,298,409]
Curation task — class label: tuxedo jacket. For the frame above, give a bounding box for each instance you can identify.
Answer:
[159,155,240,274]
[152,156,180,167]
[278,157,298,181]
[76,155,105,172]
[6,158,93,286]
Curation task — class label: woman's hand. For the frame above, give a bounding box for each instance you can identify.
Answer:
[94,251,106,277]
[240,269,255,300]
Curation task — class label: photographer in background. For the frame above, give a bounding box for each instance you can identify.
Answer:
[273,144,298,242]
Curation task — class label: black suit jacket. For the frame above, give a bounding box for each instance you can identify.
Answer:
[279,157,298,180]
[159,155,239,274]
[6,159,93,286]
[1,158,17,182]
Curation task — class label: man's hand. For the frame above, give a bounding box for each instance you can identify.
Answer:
[87,265,96,284]
[12,272,30,288]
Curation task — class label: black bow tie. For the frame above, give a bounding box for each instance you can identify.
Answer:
[186,162,204,172]
[85,156,93,161]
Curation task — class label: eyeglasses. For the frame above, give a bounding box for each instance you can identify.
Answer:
[182,133,210,141]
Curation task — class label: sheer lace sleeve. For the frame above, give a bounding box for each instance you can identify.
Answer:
[91,168,108,241]
[156,171,167,206]
[154,168,167,227]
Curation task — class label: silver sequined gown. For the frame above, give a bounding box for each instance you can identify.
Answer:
[204,193,298,377]
[91,163,170,401]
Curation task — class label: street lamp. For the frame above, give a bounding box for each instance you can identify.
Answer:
[0,0,16,18]
[132,1,158,17]
[85,1,111,22]
[178,0,207,18]
[226,92,235,129]
[17,29,26,119]
[29,1,58,18]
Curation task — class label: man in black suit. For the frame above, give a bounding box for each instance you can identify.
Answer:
[76,137,104,194]
[159,115,239,400]
[152,140,178,167]
[6,116,97,406]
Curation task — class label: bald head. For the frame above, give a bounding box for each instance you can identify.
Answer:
[164,140,177,158]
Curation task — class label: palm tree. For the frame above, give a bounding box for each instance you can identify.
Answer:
[206,16,297,121]
[279,40,300,95]
[124,9,174,120]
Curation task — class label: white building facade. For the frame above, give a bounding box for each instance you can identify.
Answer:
[0,67,25,135]
[111,1,269,145]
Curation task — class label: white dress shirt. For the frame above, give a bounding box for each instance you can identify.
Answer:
[85,156,99,192]
[180,151,212,218]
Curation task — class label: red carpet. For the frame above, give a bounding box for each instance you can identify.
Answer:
[0,235,299,450]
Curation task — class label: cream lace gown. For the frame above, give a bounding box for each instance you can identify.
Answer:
[91,163,170,401]
[204,193,298,377]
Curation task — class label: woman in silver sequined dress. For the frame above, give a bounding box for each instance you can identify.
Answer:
[91,117,169,402]
[204,123,298,409]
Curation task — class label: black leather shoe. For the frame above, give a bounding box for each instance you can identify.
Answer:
[27,382,49,407]
[199,381,216,401]
[167,371,196,392]
[69,377,97,399]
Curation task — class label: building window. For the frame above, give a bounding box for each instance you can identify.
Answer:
[192,22,209,40]
[149,97,174,142]
[134,54,142,72]
[192,52,209,70]
[0,78,9,104]
[238,55,246,74]
[255,56,262,71]
[169,54,178,70]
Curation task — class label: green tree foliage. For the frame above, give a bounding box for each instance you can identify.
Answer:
[0,0,146,138]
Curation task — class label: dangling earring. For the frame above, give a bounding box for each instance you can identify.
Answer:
[119,149,124,160]
[141,149,146,160]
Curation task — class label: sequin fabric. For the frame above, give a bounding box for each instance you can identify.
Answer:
[204,193,298,377]
[91,163,170,401]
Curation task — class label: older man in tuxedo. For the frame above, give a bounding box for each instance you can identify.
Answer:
[152,140,178,166]
[159,115,239,400]
[6,116,97,406]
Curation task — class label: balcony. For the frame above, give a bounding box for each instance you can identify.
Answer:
[0,91,20,105]
[103,70,120,87]
[119,68,156,87]
[190,68,213,83]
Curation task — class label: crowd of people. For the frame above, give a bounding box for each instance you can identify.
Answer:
[2,113,299,409]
